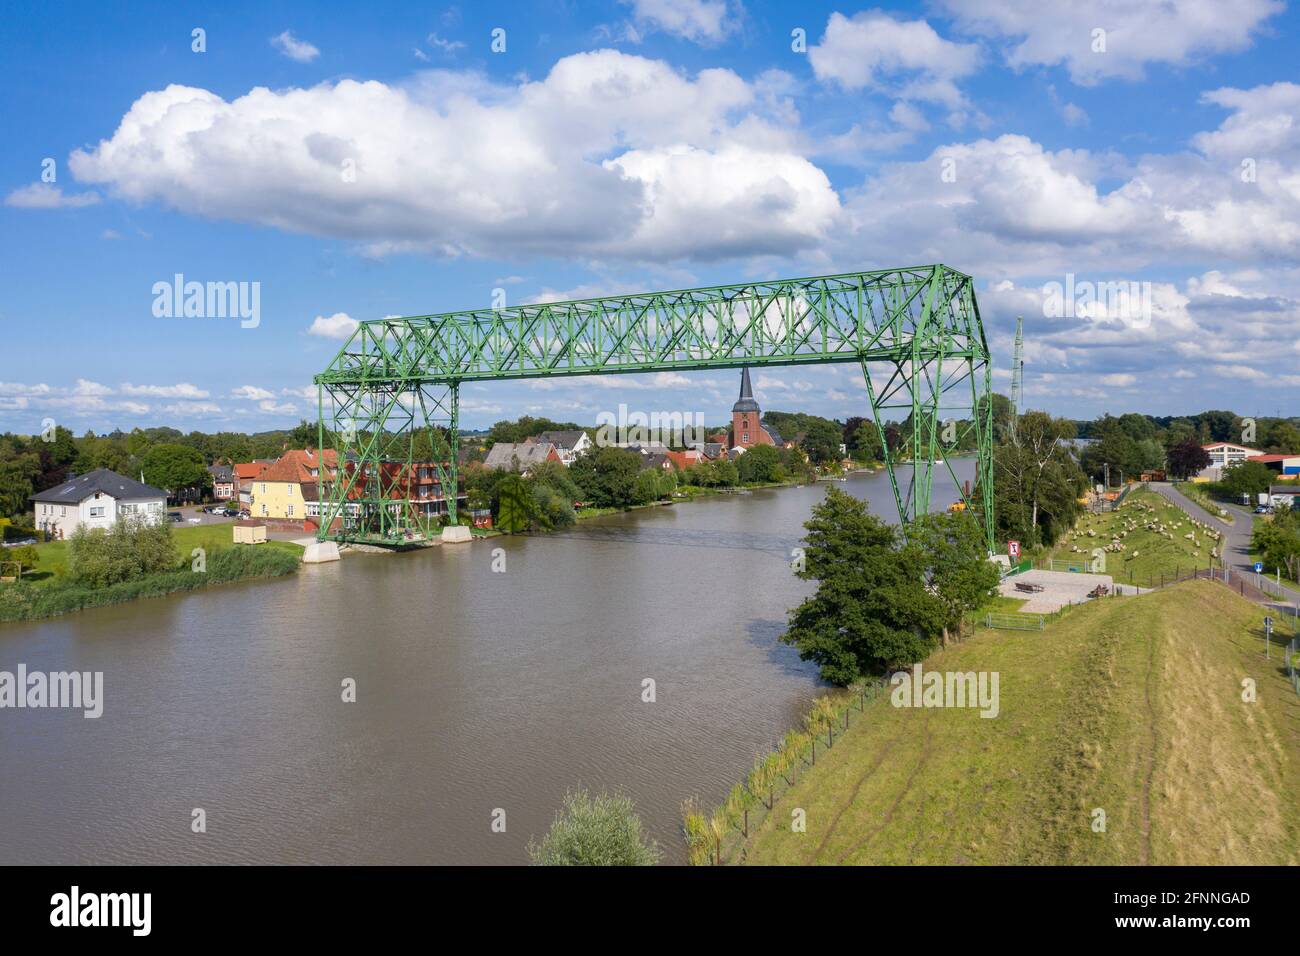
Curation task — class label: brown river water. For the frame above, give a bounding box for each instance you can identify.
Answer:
[0,461,974,864]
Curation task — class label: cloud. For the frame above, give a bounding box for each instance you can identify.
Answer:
[271,30,320,63]
[161,401,223,416]
[73,379,113,396]
[623,0,736,44]
[426,33,465,54]
[938,0,1283,85]
[120,382,210,398]
[809,11,980,109]
[231,385,276,401]
[258,399,298,415]
[307,312,360,339]
[68,50,839,263]
[4,183,100,208]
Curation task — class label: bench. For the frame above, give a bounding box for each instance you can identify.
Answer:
[1014,582,1045,594]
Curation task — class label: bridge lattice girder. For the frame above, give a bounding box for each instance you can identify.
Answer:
[313,263,994,548]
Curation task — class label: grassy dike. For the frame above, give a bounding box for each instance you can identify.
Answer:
[721,580,1300,865]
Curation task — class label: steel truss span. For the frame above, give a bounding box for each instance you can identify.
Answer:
[313,264,995,548]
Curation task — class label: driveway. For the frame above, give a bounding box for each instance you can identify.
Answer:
[1150,481,1298,617]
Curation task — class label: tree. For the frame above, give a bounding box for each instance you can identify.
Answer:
[781,488,945,684]
[849,421,882,461]
[995,410,1083,546]
[1253,509,1300,582]
[737,444,783,483]
[495,474,534,533]
[141,443,209,497]
[907,512,1000,646]
[527,789,660,866]
[1215,461,1273,499]
[530,483,576,530]
[6,544,39,578]
[0,439,41,520]
[1166,438,1211,480]
[570,447,641,508]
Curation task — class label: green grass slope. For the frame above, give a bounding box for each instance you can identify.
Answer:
[742,580,1300,865]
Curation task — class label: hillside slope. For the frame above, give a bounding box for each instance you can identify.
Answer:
[742,580,1300,865]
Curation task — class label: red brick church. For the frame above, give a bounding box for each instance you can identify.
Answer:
[719,367,782,450]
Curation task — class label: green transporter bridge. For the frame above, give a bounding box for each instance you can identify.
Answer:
[312,263,995,550]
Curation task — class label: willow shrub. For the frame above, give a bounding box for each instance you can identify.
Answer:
[528,788,660,866]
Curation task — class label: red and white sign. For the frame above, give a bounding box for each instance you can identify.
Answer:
[1008,540,1021,559]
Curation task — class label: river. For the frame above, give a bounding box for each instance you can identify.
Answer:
[0,461,975,864]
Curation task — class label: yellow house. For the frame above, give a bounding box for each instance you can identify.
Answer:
[248,449,338,521]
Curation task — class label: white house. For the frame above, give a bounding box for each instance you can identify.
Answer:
[532,430,593,466]
[30,469,168,540]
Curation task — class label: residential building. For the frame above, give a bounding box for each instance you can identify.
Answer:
[532,430,592,465]
[247,448,339,520]
[234,459,275,507]
[208,463,236,500]
[483,442,561,473]
[664,449,702,471]
[30,469,167,539]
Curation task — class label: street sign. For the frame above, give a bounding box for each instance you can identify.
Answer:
[1008,540,1021,559]
[1254,562,1263,573]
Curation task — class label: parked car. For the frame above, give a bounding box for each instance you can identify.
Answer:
[168,511,183,522]
[1253,505,1271,514]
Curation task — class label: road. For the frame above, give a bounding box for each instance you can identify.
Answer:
[1150,481,1299,618]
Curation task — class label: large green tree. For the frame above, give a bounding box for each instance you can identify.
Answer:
[141,443,209,496]
[737,444,783,483]
[995,410,1085,547]
[782,488,945,684]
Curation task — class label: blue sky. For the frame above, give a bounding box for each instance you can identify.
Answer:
[3,0,1299,434]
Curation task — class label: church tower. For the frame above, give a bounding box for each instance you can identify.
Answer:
[729,367,776,449]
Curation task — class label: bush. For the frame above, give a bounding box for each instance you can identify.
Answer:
[68,516,176,588]
[0,544,299,623]
[531,483,576,530]
[528,789,660,866]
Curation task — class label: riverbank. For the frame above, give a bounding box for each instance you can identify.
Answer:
[0,544,301,623]
[24,522,304,585]
[712,579,1300,865]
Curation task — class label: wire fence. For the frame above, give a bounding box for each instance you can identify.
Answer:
[685,678,892,865]
[984,611,1046,630]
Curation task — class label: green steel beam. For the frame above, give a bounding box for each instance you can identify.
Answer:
[313,264,995,548]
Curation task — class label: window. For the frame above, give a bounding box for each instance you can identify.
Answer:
[61,506,66,516]
[261,483,267,494]
[261,504,267,516]
[287,505,294,517]
[89,506,105,518]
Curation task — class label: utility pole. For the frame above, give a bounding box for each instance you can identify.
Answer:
[1009,315,1024,441]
